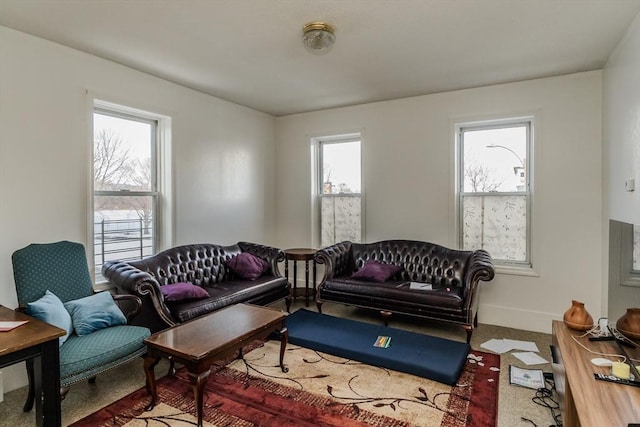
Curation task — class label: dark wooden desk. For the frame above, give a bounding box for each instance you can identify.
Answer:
[284,248,317,307]
[552,320,640,427]
[143,303,288,427]
[0,305,65,427]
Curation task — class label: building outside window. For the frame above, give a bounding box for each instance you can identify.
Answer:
[92,105,160,282]
[317,135,362,247]
[457,118,533,267]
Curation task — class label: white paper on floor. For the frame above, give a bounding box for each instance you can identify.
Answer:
[512,352,549,365]
[480,338,540,354]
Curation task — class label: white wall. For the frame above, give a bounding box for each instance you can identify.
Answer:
[603,12,640,320]
[0,26,276,391]
[275,71,603,334]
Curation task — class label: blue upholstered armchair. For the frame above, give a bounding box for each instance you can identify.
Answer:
[11,241,150,410]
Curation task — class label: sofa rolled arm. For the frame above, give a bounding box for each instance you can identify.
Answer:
[102,261,178,327]
[238,241,286,276]
[463,249,495,297]
[314,241,353,282]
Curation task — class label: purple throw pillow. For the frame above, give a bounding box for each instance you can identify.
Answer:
[351,260,402,282]
[161,282,209,302]
[227,252,269,280]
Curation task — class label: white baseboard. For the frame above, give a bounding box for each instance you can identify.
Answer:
[478,303,560,334]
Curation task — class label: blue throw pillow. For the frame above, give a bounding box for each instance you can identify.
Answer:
[64,291,127,336]
[27,290,73,347]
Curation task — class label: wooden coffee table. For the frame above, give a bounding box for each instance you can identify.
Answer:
[143,303,288,427]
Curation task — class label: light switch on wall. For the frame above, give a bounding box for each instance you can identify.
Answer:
[625,178,635,192]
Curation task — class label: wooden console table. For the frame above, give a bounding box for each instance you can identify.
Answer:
[552,320,640,427]
[0,305,65,427]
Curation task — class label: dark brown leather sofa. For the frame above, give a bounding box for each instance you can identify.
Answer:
[314,240,494,342]
[102,242,291,333]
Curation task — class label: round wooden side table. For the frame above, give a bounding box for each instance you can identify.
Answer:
[284,248,317,307]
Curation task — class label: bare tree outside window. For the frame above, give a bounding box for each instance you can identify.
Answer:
[464,161,503,192]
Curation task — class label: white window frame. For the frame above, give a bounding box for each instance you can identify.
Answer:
[89,97,173,284]
[455,116,534,270]
[311,132,364,248]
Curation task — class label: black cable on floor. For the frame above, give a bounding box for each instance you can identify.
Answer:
[531,377,562,427]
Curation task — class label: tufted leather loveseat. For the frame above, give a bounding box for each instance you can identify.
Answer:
[102,242,291,333]
[314,240,494,342]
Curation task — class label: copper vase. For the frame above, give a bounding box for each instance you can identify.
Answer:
[616,308,640,340]
[563,300,594,331]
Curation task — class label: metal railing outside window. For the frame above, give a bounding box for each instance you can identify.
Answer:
[93,217,153,282]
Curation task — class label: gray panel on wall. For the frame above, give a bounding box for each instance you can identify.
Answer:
[608,219,640,324]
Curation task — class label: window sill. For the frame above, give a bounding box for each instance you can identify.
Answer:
[93,282,116,292]
[493,264,540,278]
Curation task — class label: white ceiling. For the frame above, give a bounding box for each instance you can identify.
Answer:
[1,0,639,116]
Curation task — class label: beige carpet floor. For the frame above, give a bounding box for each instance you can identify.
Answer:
[0,300,555,427]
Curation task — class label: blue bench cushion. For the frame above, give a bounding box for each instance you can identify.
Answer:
[286,309,470,386]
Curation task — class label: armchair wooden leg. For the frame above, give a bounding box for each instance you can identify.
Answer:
[285,296,292,313]
[88,376,97,384]
[316,301,323,313]
[24,354,69,411]
[22,358,35,412]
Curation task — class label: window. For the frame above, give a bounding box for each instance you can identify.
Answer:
[92,105,161,282]
[317,135,362,247]
[457,118,533,267]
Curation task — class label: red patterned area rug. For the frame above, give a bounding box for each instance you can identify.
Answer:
[70,341,499,427]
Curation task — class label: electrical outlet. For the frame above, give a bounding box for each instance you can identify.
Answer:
[625,178,635,192]
[599,318,608,332]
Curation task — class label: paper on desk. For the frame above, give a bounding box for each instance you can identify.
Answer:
[512,352,549,365]
[503,339,539,353]
[0,320,28,332]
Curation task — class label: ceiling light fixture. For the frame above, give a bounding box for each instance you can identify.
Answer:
[302,21,335,55]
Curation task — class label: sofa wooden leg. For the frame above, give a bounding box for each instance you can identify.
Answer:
[285,296,292,313]
[380,310,392,326]
[464,326,473,344]
[60,386,70,401]
[316,301,323,313]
